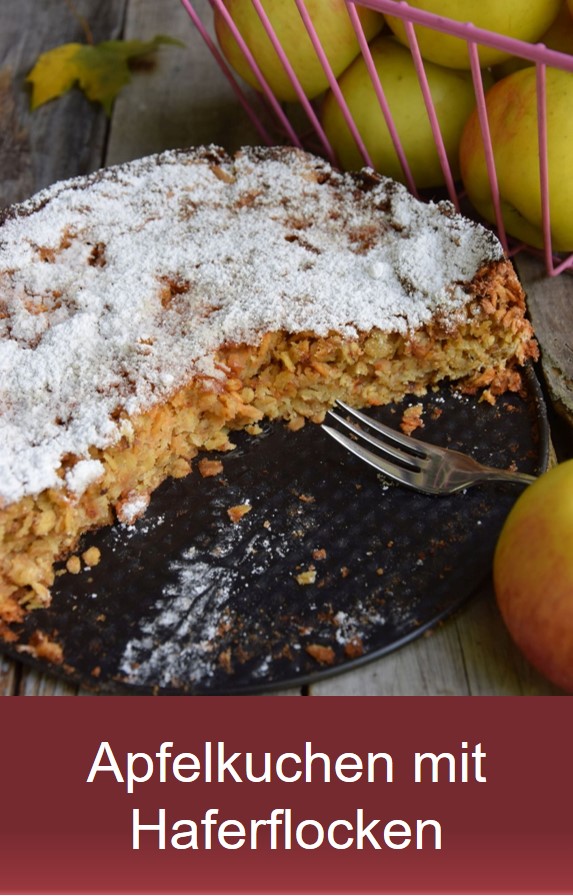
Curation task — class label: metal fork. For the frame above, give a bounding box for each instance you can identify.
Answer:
[322,400,537,496]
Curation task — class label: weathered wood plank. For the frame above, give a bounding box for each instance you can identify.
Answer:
[309,611,471,697]
[0,0,127,210]
[0,654,18,696]
[17,667,78,697]
[105,0,260,167]
[516,254,573,433]
[310,582,561,696]
[453,583,562,695]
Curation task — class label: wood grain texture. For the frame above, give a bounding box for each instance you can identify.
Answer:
[516,254,573,430]
[0,654,19,696]
[309,585,562,696]
[105,0,260,166]
[309,612,471,697]
[0,0,127,210]
[17,667,78,697]
[452,583,562,695]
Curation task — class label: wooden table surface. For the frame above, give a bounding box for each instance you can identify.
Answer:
[1,0,571,697]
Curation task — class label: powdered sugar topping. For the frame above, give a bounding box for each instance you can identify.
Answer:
[0,146,502,504]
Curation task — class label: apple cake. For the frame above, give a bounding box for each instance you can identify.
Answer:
[0,145,537,621]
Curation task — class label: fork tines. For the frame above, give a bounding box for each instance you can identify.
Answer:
[322,399,537,495]
[323,400,426,479]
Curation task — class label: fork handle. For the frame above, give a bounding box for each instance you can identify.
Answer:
[472,468,537,488]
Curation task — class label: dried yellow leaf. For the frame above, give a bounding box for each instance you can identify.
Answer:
[26,35,183,115]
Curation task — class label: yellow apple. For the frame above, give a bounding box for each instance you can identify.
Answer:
[321,36,485,188]
[531,0,573,55]
[493,461,573,693]
[494,1,573,78]
[460,66,573,252]
[384,0,561,69]
[214,0,384,102]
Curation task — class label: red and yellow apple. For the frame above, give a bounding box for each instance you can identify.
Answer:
[384,0,561,69]
[214,0,384,102]
[493,461,573,693]
[321,36,485,188]
[460,66,573,252]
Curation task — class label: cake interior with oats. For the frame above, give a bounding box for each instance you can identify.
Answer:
[0,145,537,622]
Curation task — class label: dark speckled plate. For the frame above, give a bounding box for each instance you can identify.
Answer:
[1,365,548,694]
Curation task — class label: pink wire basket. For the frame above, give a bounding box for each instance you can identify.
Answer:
[180,0,573,276]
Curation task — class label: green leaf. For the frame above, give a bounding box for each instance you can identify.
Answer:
[26,35,184,115]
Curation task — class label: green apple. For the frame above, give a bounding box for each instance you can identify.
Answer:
[530,0,573,54]
[493,461,573,693]
[460,66,573,252]
[494,1,573,78]
[384,0,561,69]
[321,36,485,188]
[214,0,384,102]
